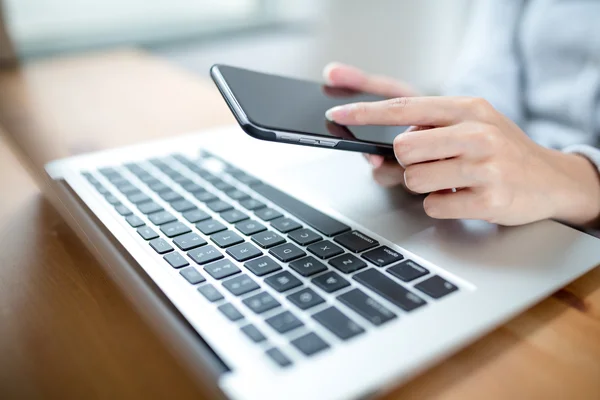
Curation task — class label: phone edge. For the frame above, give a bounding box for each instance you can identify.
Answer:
[210,64,394,157]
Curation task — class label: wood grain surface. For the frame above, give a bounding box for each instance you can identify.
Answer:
[0,49,599,400]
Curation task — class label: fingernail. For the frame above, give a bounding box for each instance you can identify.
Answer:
[322,62,341,84]
[325,105,347,121]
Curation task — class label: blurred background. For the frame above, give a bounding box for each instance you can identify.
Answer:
[2,0,473,93]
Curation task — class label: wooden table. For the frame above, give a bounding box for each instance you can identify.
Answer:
[1,49,599,400]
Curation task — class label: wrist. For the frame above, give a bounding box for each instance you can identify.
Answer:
[542,148,600,226]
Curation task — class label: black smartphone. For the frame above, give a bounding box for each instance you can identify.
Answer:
[211,64,408,156]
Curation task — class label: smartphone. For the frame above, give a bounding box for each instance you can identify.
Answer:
[211,64,409,156]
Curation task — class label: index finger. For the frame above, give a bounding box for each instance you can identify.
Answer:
[325,96,465,127]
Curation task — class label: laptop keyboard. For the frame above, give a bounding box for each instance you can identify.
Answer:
[81,152,459,369]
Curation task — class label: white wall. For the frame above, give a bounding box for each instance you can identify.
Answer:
[313,0,473,92]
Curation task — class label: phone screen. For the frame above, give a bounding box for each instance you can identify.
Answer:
[217,65,408,146]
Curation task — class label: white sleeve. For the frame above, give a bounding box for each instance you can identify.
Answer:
[443,0,527,127]
[563,144,600,235]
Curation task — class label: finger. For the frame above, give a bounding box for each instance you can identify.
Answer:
[326,96,464,127]
[403,159,482,194]
[364,154,385,168]
[393,123,491,166]
[423,189,484,220]
[323,62,418,98]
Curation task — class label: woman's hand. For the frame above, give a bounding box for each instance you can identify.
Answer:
[323,62,419,187]
[325,96,600,227]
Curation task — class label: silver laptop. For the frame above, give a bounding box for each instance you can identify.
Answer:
[44,125,600,400]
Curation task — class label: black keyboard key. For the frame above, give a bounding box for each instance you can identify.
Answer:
[127,192,151,204]
[243,291,281,314]
[83,172,101,185]
[163,252,189,269]
[179,267,206,284]
[226,242,262,262]
[353,269,426,312]
[239,198,266,211]
[291,332,329,357]
[125,215,145,228]
[150,238,174,254]
[271,217,301,233]
[312,271,350,293]
[287,288,324,310]
[334,231,379,253]
[218,303,244,321]
[289,256,327,277]
[195,191,218,203]
[264,271,302,293]
[187,245,223,265]
[312,307,365,341]
[269,243,306,262]
[196,219,226,235]
[414,275,458,299]
[329,254,367,274]
[197,284,224,302]
[159,190,183,203]
[138,201,163,214]
[105,194,120,205]
[266,311,303,333]
[182,182,204,193]
[231,172,261,186]
[204,259,241,280]
[160,221,191,238]
[222,274,260,296]
[117,183,140,195]
[362,246,404,267]
[99,166,119,177]
[96,185,110,195]
[137,226,158,240]
[173,232,207,251]
[251,231,285,249]
[338,288,396,326]
[214,181,235,192]
[206,200,233,213]
[255,207,283,221]
[235,220,267,236]
[211,230,244,248]
[148,211,177,225]
[307,241,344,259]
[183,209,210,223]
[148,181,170,193]
[253,183,351,236]
[266,348,292,368]
[175,178,194,188]
[221,209,249,224]
[226,189,249,200]
[171,199,196,213]
[240,324,266,343]
[244,256,282,277]
[388,260,429,282]
[137,173,155,183]
[115,204,132,216]
[288,228,322,246]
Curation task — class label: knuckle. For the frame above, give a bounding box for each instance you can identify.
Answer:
[473,125,501,151]
[468,97,494,120]
[480,161,503,183]
[385,97,411,119]
[475,190,510,220]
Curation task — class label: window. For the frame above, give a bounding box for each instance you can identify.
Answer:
[4,0,308,57]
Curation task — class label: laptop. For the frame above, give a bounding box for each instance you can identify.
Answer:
[44,125,600,400]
